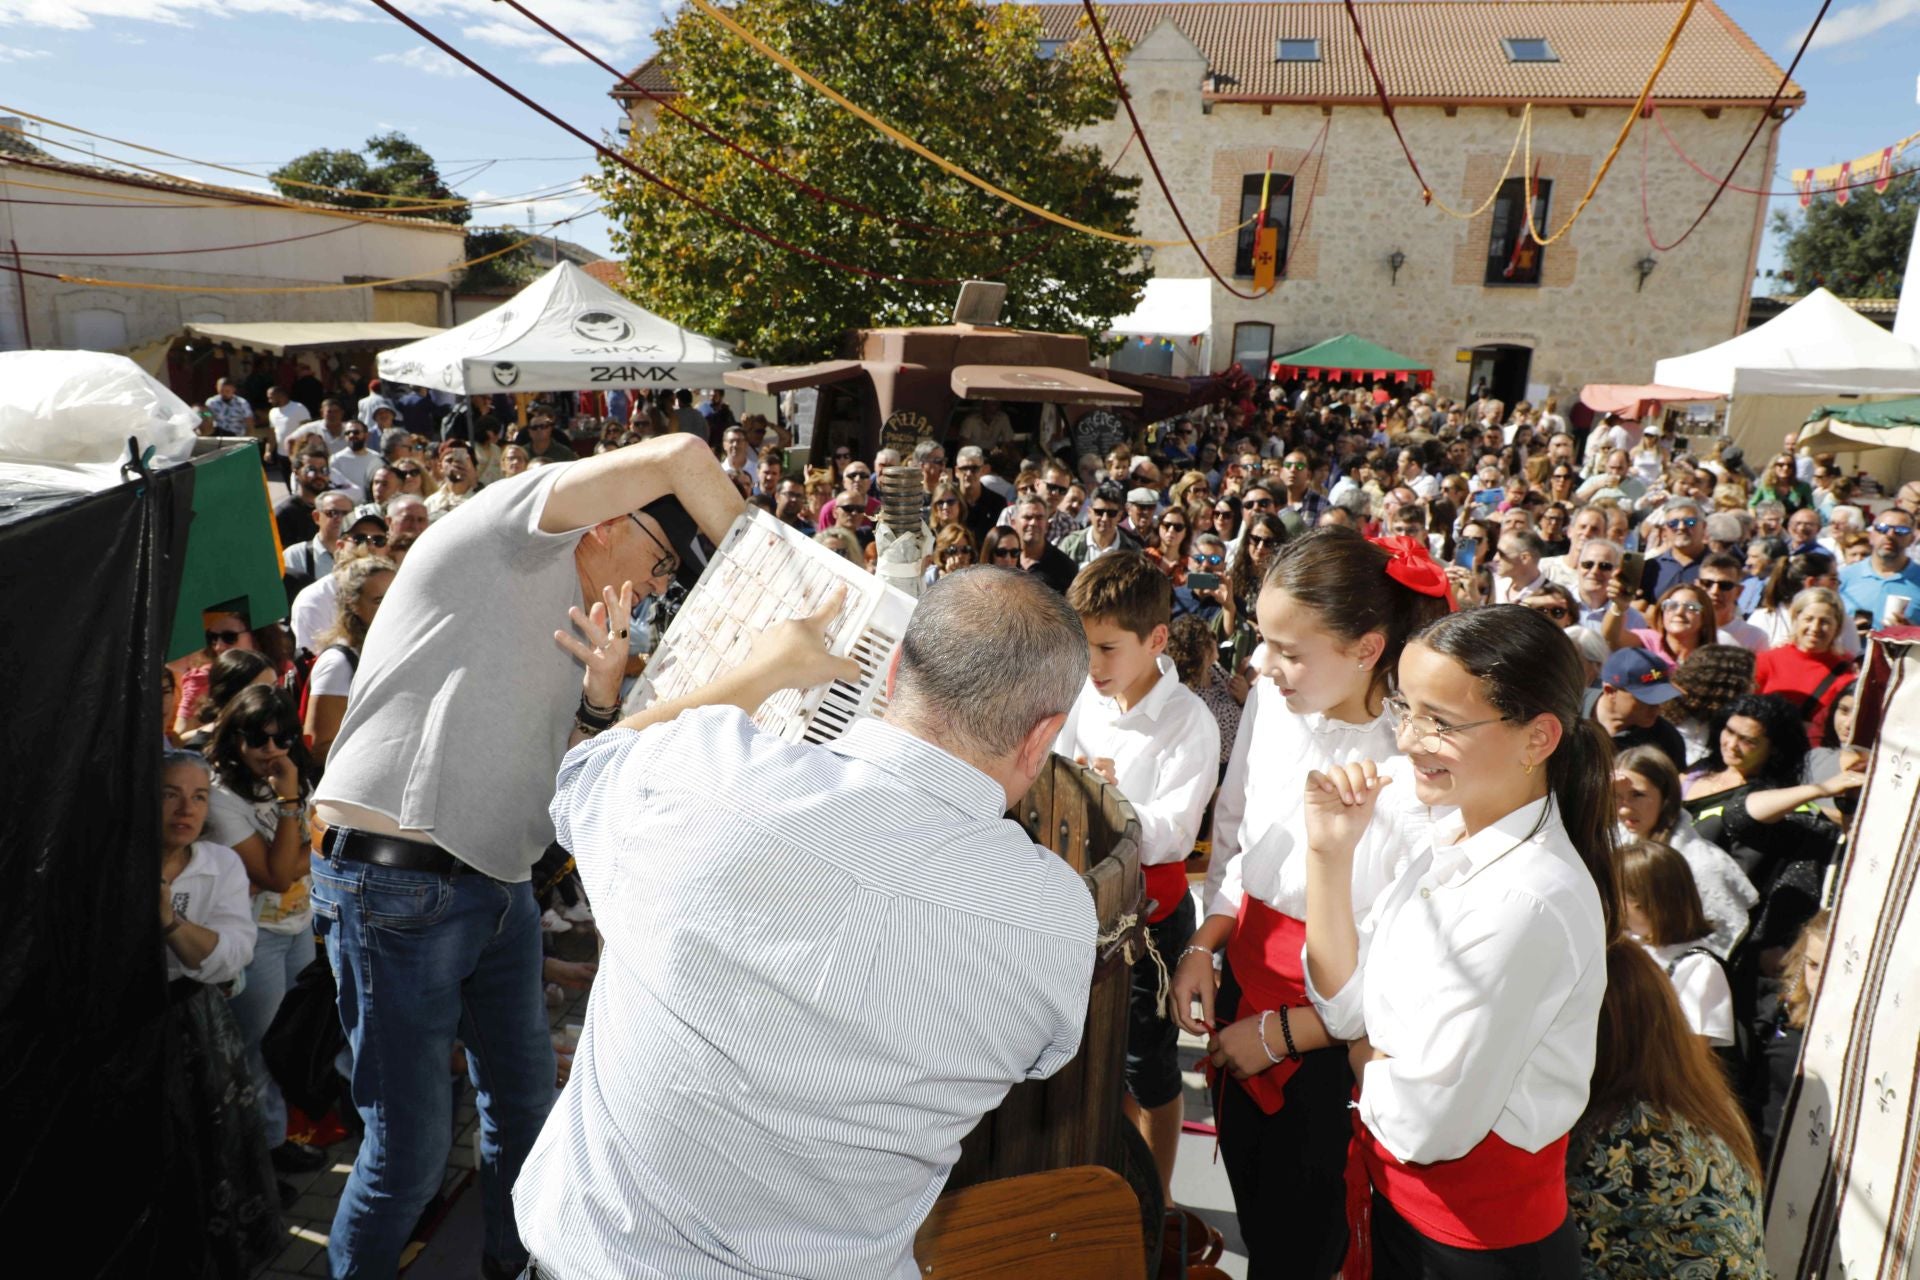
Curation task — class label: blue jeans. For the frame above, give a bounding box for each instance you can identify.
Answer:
[312,852,554,1280]
[227,923,318,1150]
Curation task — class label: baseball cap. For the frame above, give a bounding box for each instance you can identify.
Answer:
[1126,486,1159,506]
[347,503,389,531]
[1600,648,1681,705]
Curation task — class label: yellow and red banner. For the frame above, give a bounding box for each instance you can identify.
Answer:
[1793,131,1919,206]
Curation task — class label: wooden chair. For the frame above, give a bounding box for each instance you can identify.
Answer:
[912,1166,1144,1279]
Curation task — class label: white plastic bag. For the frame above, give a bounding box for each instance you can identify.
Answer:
[0,350,201,484]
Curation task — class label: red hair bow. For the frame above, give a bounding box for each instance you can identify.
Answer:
[1368,534,1456,608]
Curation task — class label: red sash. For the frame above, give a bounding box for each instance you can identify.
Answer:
[1345,1108,1570,1269]
[1218,896,1311,1113]
[1142,861,1187,925]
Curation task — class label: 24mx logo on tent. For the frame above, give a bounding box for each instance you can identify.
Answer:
[589,366,678,382]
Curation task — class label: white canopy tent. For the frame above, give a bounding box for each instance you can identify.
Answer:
[1652,289,1920,484]
[1104,278,1212,376]
[376,262,741,394]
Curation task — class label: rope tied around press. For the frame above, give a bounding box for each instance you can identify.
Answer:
[1095,909,1172,1018]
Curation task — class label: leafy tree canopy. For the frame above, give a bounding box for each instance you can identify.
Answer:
[1769,175,1916,297]
[593,0,1147,363]
[271,132,540,291]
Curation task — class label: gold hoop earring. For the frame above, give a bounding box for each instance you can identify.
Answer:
[1523,759,1535,777]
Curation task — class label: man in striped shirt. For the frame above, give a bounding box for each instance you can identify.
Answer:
[517,568,1099,1280]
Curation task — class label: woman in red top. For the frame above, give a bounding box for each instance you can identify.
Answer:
[1753,587,1856,744]
[1629,582,1718,666]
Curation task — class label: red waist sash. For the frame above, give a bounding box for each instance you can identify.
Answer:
[1355,1116,1570,1252]
[1142,860,1188,925]
[1219,896,1311,1114]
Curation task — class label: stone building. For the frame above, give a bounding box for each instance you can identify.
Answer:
[0,128,464,354]
[613,0,1798,405]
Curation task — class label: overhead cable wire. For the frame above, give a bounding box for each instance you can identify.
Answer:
[1338,0,1697,245]
[0,103,469,207]
[365,0,1092,288]
[683,0,1260,249]
[1078,0,1311,300]
[1638,0,1832,252]
[0,207,597,294]
[1650,106,1917,199]
[502,0,1049,242]
[11,218,365,257]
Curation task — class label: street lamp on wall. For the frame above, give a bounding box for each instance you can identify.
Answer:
[1635,255,1658,292]
[1389,249,1407,287]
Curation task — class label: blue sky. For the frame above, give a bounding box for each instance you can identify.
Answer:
[0,0,1914,279]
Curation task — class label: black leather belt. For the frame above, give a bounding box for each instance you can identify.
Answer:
[323,825,476,877]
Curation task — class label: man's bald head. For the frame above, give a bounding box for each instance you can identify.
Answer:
[891,567,1086,765]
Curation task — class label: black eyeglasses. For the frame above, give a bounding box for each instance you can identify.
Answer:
[1526,603,1571,621]
[627,514,680,580]
[241,728,296,751]
[1698,579,1743,594]
[1044,482,1068,495]
[346,531,389,547]
[1578,559,1616,572]
[393,466,423,478]
[1247,534,1282,548]
[991,546,1021,559]
[844,469,872,480]
[934,497,959,507]
[205,627,247,647]
[955,464,981,474]
[1244,498,1275,510]
[1160,520,1187,530]
[1089,506,1121,519]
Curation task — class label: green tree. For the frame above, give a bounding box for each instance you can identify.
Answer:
[593,0,1146,362]
[271,133,540,291]
[1770,174,1916,296]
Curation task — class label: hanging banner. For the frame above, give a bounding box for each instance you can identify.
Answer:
[1252,226,1280,292]
[1792,130,1919,203]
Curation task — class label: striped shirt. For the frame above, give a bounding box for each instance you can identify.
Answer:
[516,708,1097,1280]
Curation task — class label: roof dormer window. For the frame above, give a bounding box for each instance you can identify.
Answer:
[1501,37,1558,63]
[1275,38,1320,63]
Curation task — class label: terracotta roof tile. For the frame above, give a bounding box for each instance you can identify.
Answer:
[615,1,1798,104]
[582,259,627,288]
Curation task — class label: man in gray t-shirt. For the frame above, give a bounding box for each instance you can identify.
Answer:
[311,434,742,1279]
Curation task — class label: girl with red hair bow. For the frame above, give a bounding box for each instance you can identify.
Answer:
[1170,527,1453,1279]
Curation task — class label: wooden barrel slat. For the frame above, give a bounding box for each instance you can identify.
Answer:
[948,755,1143,1195]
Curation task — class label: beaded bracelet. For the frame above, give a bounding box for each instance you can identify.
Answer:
[1256,1010,1283,1066]
[1278,1006,1301,1061]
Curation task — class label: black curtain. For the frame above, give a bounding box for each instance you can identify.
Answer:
[0,463,195,1273]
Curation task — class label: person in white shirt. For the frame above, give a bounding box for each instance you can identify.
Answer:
[267,387,312,460]
[1620,842,1736,1047]
[1612,746,1756,958]
[286,398,352,457]
[1541,506,1604,591]
[327,420,380,502]
[1056,553,1220,1211]
[290,506,388,652]
[1171,528,1450,1280]
[1493,529,1548,604]
[1303,604,1613,1273]
[517,568,1097,1280]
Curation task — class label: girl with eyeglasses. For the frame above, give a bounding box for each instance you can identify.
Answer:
[1302,606,1617,1276]
[1172,528,1451,1279]
[203,684,323,1177]
[1220,514,1289,669]
[1632,583,1721,666]
[1211,495,1243,542]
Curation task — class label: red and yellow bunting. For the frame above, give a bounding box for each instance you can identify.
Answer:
[1793,132,1919,206]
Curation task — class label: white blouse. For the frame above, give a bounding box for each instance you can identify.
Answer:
[165,841,258,987]
[1643,939,1736,1047]
[1204,681,1430,923]
[1308,795,1607,1165]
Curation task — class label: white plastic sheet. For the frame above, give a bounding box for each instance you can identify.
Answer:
[0,350,200,490]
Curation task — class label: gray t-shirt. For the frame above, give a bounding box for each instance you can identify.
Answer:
[315,466,589,880]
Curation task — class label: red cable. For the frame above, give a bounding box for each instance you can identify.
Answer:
[1651,105,1916,198]
[1078,0,1286,301]
[1642,0,1833,252]
[1340,0,1434,205]
[502,0,1044,242]
[367,0,1111,289]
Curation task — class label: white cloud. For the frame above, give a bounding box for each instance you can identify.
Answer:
[373,45,464,79]
[0,0,665,64]
[1803,0,1920,50]
[0,41,48,59]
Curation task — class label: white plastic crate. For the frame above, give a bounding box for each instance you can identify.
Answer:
[633,508,918,744]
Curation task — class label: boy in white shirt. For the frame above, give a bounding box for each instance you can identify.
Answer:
[1056,552,1222,1209]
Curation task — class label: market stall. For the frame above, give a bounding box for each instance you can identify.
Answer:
[1796,396,1920,456]
[376,261,742,394]
[1269,333,1433,389]
[1652,289,1920,485]
[1103,278,1212,378]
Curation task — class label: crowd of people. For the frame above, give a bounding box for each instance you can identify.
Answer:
[152,367,1902,1279]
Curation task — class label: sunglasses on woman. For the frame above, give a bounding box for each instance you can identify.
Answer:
[393,466,423,479]
[991,545,1021,559]
[1247,534,1282,548]
[205,627,248,647]
[242,728,296,751]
